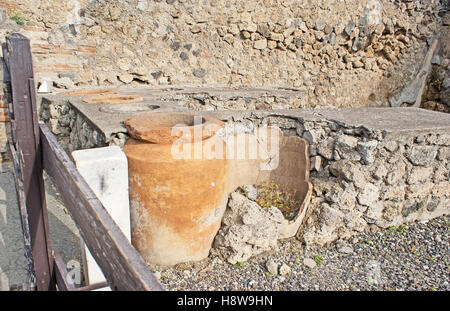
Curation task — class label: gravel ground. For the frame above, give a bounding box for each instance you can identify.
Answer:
[0,166,83,291]
[149,216,449,291]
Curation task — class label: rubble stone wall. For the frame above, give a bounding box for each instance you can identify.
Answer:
[215,111,450,246]
[38,96,108,152]
[1,0,447,109]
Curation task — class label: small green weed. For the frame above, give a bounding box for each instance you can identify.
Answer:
[387,224,409,235]
[442,258,450,270]
[365,239,374,246]
[401,265,411,273]
[240,185,249,196]
[10,8,25,26]
[256,181,301,220]
[313,255,324,266]
[234,261,246,269]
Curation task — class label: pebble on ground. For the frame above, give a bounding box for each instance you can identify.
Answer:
[148,216,449,291]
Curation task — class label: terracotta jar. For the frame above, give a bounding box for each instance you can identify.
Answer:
[122,112,229,265]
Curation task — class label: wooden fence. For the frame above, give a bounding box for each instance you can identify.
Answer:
[3,33,163,291]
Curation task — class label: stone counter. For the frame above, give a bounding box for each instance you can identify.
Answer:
[38,86,307,152]
[39,90,450,246]
[206,108,450,245]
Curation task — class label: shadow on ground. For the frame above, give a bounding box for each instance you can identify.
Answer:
[0,162,83,290]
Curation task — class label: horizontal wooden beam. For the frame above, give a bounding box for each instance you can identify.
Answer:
[39,123,164,291]
[76,282,109,291]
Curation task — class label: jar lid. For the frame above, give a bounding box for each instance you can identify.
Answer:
[123,112,224,144]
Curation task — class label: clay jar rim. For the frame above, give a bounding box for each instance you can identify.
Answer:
[123,112,224,144]
[82,94,144,104]
[59,89,119,96]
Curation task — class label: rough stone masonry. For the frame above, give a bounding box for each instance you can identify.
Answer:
[1,0,449,111]
[36,88,450,248]
[1,0,449,250]
[207,108,450,247]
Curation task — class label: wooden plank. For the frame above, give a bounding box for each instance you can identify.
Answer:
[77,282,109,291]
[51,246,76,291]
[5,33,55,290]
[1,44,15,146]
[52,241,108,291]
[39,124,164,291]
[8,142,37,291]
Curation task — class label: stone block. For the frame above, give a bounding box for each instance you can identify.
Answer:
[334,134,361,161]
[329,160,366,189]
[317,137,334,160]
[437,147,450,161]
[432,181,450,197]
[254,39,268,50]
[386,161,406,185]
[406,183,434,200]
[357,183,379,206]
[407,166,433,184]
[372,162,388,180]
[72,146,130,289]
[407,146,437,166]
[357,140,378,164]
[381,185,405,201]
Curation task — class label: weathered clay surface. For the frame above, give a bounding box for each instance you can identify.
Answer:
[123,112,223,144]
[59,89,118,96]
[123,114,229,266]
[83,94,143,104]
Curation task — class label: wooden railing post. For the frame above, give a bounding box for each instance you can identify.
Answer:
[4,33,55,290]
[4,32,163,291]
